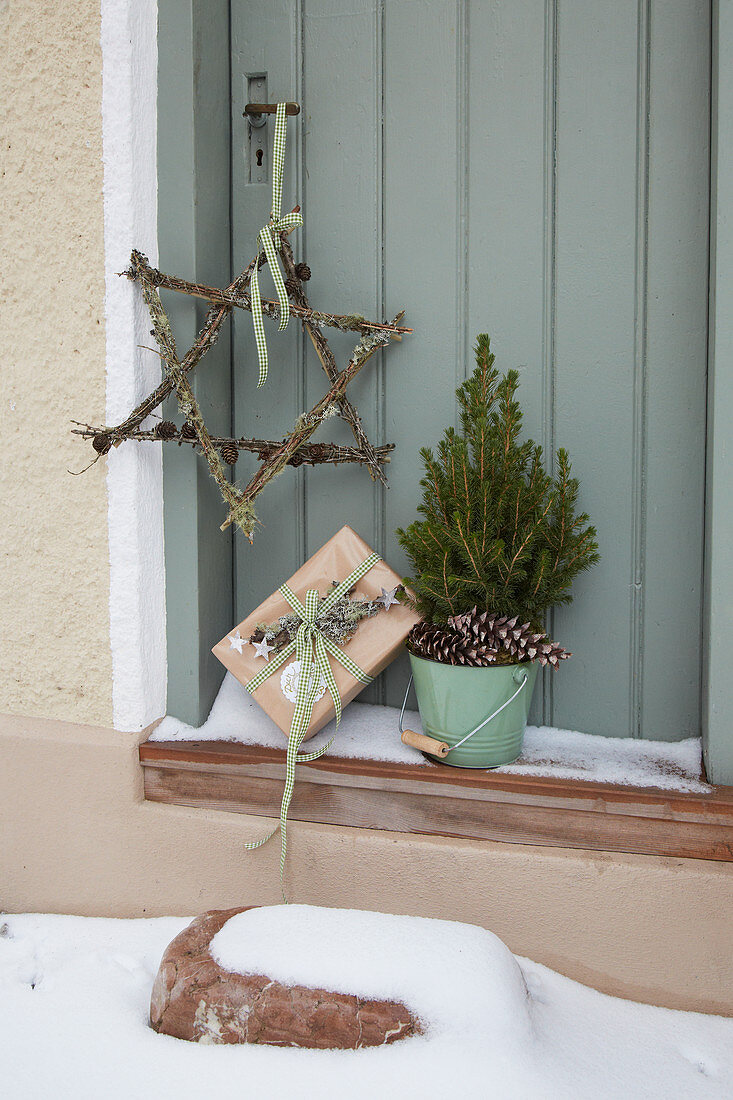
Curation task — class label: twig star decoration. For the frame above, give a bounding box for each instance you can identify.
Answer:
[73,241,410,542]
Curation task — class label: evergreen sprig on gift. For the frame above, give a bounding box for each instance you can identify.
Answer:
[250,584,392,653]
[397,335,599,626]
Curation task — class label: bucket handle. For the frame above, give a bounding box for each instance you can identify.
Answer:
[399,670,529,758]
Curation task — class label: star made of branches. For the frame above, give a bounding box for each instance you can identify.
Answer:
[73,229,410,542]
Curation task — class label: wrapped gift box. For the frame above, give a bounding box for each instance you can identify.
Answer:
[213,525,420,743]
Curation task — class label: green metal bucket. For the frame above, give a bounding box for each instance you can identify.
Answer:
[408,653,538,768]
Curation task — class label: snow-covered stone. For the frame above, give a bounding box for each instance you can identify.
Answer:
[150,907,421,1049]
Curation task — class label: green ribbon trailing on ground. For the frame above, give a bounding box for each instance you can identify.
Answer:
[250,102,303,387]
[245,553,381,897]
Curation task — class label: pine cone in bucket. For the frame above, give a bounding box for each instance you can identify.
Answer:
[449,609,571,667]
[407,621,497,667]
[408,608,570,668]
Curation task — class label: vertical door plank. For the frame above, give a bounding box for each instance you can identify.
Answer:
[301,0,383,699]
[231,0,305,618]
[159,0,233,725]
[641,0,709,739]
[466,1,548,430]
[466,0,550,724]
[382,0,461,705]
[551,1,640,736]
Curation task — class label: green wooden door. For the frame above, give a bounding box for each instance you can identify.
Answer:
[227,0,710,740]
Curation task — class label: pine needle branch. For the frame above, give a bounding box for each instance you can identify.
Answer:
[398,334,599,627]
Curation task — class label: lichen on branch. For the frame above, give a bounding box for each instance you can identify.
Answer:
[251,585,396,653]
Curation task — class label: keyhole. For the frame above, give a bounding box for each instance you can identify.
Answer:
[255,148,264,167]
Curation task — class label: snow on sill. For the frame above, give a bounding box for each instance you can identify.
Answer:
[151,672,711,794]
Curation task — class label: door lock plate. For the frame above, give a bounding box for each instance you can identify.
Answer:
[245,74,268,184]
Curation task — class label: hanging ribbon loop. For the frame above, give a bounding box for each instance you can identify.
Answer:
[250,102,303,387]
[243,553,381,896]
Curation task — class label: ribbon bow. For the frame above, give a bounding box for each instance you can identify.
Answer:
[250,102,303,387]
[244,552,380,896]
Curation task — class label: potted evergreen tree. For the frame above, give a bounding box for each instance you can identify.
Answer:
[397,335,599,767]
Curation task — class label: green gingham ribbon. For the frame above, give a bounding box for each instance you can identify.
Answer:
[250,102,303,386]
[244,552,381,895]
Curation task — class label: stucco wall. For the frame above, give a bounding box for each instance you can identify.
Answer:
[1,0,113,726]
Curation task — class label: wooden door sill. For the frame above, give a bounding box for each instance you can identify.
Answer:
[139,739,733,862]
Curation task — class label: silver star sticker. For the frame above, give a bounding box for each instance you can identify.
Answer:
[379,586,400,610]
[252,637,275,661]
[228,630,247,655]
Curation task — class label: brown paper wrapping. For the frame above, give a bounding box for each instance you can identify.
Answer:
[213,525,420,743]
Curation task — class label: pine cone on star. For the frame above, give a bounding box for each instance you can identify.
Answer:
[154,420,177,441]
[180,421,197,441]
[92,432,112,455]
[220,441,239,466]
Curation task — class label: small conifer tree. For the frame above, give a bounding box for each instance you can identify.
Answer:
[397,335,599,628]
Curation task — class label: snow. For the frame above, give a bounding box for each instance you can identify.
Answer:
[152,671,711,792]
[2,909,732,1099]
[211,906,532,1043]
[501,725,709,792]
[152,671,425,765]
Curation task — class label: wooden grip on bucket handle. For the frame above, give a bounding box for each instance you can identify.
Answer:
[400,728,450,758]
